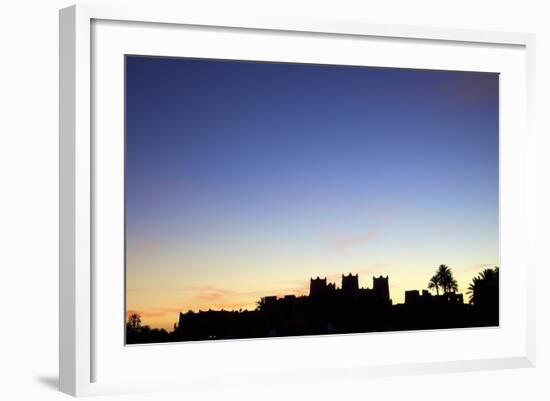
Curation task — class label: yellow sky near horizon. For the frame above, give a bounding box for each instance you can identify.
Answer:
[126,261,498,331]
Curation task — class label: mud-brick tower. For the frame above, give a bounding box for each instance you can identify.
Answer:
[309,276,327,297]
[373,275,390,303]
[342,273,359,292]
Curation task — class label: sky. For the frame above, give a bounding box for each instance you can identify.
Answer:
[125,56,499,330]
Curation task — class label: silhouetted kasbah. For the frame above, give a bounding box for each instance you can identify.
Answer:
[404,289,463,305]
[308,274,390,302]
[126,272,499,344]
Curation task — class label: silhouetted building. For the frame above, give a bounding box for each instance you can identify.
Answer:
[342,273,359,292]
[125,271,496,345]
[307,273,391,304]
[405,290,420,305]
[405,289,432,305]
[442,292,463,304]
[405,289,463,306]
[373,275,390,301]
[309,276,327,297]
[261,295,278,310]
[264,295,277,303]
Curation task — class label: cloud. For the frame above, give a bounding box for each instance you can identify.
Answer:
[187,286,236,300]
[430,75,497,103]
[335,232,377,255]
[383,73,497,105]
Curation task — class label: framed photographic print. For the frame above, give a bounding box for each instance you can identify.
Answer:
[59,4,536,397]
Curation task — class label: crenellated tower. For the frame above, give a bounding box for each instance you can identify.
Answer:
[373,275,390,303]
[309,276,327,297]
[342,273,359,292]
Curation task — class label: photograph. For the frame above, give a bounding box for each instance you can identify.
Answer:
[1,0,544,399]
[125,55,500,345]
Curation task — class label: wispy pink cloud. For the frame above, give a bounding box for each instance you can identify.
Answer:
[384,74,496,105]
[335,232,377,255]
[187,286,236,302]
[430,76,497,103]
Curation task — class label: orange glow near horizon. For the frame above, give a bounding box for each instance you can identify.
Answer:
[126,262,498,331]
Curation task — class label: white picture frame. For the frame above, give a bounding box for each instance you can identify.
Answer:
[59,3,536,397]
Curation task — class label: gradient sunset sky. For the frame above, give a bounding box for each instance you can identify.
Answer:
[125,56,499,330]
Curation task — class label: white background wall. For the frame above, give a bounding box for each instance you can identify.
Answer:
[0,0,548,400]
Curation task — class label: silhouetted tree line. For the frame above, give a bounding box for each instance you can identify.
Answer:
[126,313,171,344]
[126,265,499,344]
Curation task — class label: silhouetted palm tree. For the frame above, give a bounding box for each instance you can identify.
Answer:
[435,264,458,294]
[467,267,499,306]
[449,277,459,293]
[428,274,440,295]
[467,278,478,304]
